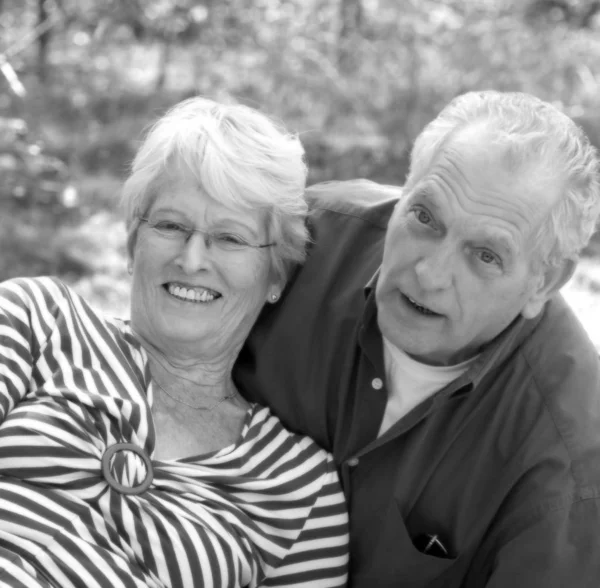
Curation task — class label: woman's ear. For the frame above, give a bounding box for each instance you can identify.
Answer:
[521,258,576,319]
[267,271,287,304]
[126,225,138,275]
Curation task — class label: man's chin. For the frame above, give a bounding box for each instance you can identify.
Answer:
[382,328,452,366]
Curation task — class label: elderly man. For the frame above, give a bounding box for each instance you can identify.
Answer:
[235,91,600,587]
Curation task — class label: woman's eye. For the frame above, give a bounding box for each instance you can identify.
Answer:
[216,233,248,246]
[155,221,187,232]
[149,220,191,239]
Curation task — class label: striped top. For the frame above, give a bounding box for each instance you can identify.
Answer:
[0,277,348,588]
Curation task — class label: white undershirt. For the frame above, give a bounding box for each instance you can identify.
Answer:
[377,337,478,437]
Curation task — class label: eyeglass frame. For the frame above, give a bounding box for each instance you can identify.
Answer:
[137,216,277,251]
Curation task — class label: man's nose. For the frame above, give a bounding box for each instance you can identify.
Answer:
[414,246,454,290]
[177,231,213,273]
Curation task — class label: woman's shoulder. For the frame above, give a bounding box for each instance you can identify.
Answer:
[1,276,96,319]
[0,276,131,345]
[0,276,72,319]
[1,274,66,297]
[245,404,336,473]
[0,276,101,308]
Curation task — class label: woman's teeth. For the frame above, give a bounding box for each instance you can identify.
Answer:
[167,284,218,302]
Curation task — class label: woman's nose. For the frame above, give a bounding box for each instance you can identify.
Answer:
[415,247,454,290]
[176,232,213,273]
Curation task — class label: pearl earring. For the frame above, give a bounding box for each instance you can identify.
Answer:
[270,293,279,302]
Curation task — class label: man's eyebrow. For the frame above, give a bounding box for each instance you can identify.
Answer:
[410,188,441,211]
[479,234,517,259]
[409,191,518,258]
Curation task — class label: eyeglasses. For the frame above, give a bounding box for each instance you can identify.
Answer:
[138,217,276,252]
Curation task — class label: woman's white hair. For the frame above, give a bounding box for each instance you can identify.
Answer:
[122,97,309,284]
[405,91,600,268]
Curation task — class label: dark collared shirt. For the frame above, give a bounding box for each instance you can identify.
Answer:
[235,180,600,587]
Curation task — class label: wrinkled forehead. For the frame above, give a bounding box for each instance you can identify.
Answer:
[405,134,559,249]
[444,123,528,174]
[433,123,562,211]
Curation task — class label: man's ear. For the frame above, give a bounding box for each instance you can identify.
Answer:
[521,258,576,319]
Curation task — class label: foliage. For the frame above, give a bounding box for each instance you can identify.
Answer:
[0,0,599,307]
[2,1,600,180]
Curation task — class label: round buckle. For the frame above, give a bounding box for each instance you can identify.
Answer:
[102,442,153,495]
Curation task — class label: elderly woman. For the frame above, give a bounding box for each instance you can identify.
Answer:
[0,98,348,587]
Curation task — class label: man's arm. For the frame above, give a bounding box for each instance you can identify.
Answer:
[236,180,397,450]
[468,495,600,587]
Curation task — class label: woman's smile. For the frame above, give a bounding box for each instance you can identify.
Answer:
[165,282,222,303]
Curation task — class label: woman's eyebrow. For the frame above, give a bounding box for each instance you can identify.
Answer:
[208,218,259,238]
[149,206,183,217]
[151,207,261,238]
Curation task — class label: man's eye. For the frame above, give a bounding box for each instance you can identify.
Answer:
[477,250,500,266]
[412,207,433,225]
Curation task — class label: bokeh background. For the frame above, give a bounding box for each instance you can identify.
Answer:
[1,0,599,347]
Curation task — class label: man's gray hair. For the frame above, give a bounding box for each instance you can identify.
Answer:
[122,97,309,284]
[405,91,600,267]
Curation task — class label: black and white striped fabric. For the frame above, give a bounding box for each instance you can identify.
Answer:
[0,277,348,588]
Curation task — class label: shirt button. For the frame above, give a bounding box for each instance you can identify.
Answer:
[347,457,359,467]
[371,377,383,390]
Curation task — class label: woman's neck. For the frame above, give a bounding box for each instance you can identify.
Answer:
[133,329,240,400]
[150,352,237,399]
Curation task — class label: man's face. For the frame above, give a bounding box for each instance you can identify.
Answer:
[375,137,558,366]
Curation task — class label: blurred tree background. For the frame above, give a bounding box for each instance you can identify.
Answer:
[0,0,599,344]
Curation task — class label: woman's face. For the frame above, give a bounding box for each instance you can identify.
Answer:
[130,174,280,361]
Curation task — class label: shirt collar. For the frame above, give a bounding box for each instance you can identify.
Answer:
[361,269,548,391]
[364,269,380,298]
[465,305,545,387]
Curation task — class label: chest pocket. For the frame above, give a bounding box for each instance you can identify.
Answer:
[351,499,462,588]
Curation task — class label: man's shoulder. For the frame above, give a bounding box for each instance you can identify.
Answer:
[518,295,600,467]
[306,179,401,229]
[522,295,600,392]
[299,180,394,282]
